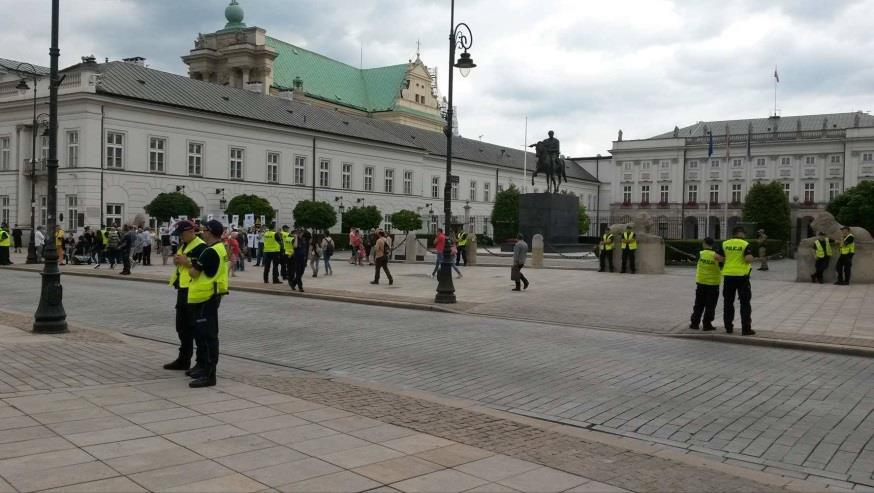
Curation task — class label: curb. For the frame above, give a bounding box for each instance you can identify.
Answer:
[671,333,874,358]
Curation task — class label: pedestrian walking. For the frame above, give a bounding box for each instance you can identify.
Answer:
[187,220,229,388]
[371,230,394,285]
[449,241,463,278]
[364,230,374,266]
[431,228,446,278]
[34,226,45,261]
[321,235,334,275]
[0,222,11,265]
[689,237,723,331]
[261,223,283,284]
[598,230,615,272]
[620,224,637,274]
[54,225,65,264]
[289,229,308,292]
[255,228,264,266]
[140,228,153,266]
[118,225,136,275]
[105,226,119,268]
[131,227,143,264]
[225,232,240,277]
[92,225,106,266]
[511,234,529,291]
[719,226,755,335]
[310,235,321,277]
[64,232,75,264]
[835,225,855,285]
[163,220,206,372]
[349,229,362,264]
[756,229,769,271]
[160,227,172,265]
[811,231,831,284]
[11,225,22,253]
[233,232,245,272]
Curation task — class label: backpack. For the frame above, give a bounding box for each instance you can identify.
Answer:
[324,238,334,256]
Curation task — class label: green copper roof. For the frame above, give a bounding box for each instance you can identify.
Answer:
[266,36,408,112]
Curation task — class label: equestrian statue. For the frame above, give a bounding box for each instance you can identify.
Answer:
[529,130,567,193]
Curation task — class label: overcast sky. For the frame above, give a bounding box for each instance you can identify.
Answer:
[3,0,873,156]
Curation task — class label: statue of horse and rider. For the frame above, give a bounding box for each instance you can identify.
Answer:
[529,130,567,193]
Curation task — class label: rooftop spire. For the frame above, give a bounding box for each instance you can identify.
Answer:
[224,0,246,29]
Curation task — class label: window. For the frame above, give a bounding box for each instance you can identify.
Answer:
[451,180,458,200]
[0,137,9,171]
[732,159,742,168]
[640,185,650,204]
[483,182,491,202]
[383,214,393,232]
[688,160,699,169]
[781,157,791,165]
[830,155,841,164]
[188,142,203,176]
[659,184,669,203]
[431,176,440,198]
[40,135,48,162]
[731,183,742,203]
[783,182,791,198]
[267,152,280,183]
[403,170,413,195]
[66,131,78,168]
[149,137,166,173]
[39,196,47,226]
[106,203,123,227]
[642,161,651,170]
[384,168,394,193]
[342,163,352,190]
[829,182,841,201]
[294,156,306,185]
[623,162,632,171]
[469,180,477,201]
[756,158,766,167]
[709,184,719,204]
[66,195,79,231]
[229,147,244,180]
[805,156,815,165]
[687,184,698,203]
[0,195,9,226]
[364,166,374,191]
[804,183,815,203]
[319,159,330,187]
[863,152,873,162]
[710,160,720,168]
[660,160,670,169]
[105,132,124,168]
[622,185,632,203]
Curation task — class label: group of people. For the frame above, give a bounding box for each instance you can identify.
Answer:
[258,223,335,292]
[810,226,856,285]
[597,225,639,274]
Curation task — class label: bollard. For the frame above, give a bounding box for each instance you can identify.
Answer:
[532,234,544,268]
[466,236,477,266]
[404,232,417,264]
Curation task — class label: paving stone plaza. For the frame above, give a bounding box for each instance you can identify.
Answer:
[1,252,874,492]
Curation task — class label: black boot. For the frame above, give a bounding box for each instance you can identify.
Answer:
[185,365,205,377]
[189,369,216,388]
[163,358,190,371]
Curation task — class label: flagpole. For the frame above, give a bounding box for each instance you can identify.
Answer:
[522,116,527,193]
[773,65,778,117]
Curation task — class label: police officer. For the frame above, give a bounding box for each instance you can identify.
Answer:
[690,237,723,331]
[620,225,637,274]
[281,225,295,281]
[261,222,283,284]
[187,220,229,388]
[718,226,755,335]
[163,220,206,371]
[835,225,855,285]
[811,231,831,284]
[598,230,614,272]
[0,222,11,265]
[456,229,468,266]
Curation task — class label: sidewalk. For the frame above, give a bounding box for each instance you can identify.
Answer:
[5,251,874,353]
[0,310,830,492]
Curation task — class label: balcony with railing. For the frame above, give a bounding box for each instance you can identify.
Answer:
[686,128,846,146]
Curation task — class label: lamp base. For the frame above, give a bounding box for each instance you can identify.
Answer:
[33,262,68,334]
[434,257,457,304]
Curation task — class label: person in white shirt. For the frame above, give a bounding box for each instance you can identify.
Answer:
[247,231,256,262]
[34,227,45,261]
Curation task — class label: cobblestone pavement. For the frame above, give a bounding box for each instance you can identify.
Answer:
[7,251,873,350]
[1,271,872,490]
[0,316,803,493]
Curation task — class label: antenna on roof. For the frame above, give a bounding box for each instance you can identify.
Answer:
[415,39,421,62]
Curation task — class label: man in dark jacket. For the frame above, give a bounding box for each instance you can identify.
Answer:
[118,225,137,275]
[11,225,22,253]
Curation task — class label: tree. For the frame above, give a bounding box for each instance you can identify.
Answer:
[143,192,199,224]
[391,209,423,233]
[342,205,382,231]
[827,180,874,234]
[742,182,790,240]
[490,184,520,242]
[226,194,275,226]
[293,200,336,231]
[578,204,590,234]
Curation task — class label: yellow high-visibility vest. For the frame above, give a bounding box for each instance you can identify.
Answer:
[840,234,855,255]
[168,236,205,288]
[282,231,295,256]
[0,228,9,247]
[721,238,751,277]
[602,233,614,251]
[187,242,229,304]
[262,230,280,253]
[815,239,832,259]
[622,231,637,250]
[695,249,722,286]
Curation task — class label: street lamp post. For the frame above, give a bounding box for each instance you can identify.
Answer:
[33,0,67,333]
[436,0,476,304]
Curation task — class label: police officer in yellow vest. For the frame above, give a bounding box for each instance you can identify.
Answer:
[717,226,755,335]
[811,231,832,284]
[187,220,229,388]
[261,222,284,284]
[620,225,637,274]
[281,225,294,280]
[690,237,723,331]
[456,230,469,266]
[163,220,207,371]
[835,225,855,285]
[598,231,615,272]
[0,222,11,265]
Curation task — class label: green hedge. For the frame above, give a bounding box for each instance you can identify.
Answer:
[665,239,787,265]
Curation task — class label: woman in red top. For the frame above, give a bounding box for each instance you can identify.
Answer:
[225,233,241,277]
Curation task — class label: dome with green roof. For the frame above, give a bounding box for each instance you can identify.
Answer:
[224,0,246,29]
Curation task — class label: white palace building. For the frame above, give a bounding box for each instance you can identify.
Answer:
[0,2,600,239]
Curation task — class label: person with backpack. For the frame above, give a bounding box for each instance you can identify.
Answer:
[321,235,335,275]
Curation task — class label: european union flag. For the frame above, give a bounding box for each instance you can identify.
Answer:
[707,132,714,157]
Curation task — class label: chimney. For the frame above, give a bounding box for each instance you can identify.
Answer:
[278,89,294,101]
[81,55,96,65]
[122,56,146,66]
[245,81,263,94]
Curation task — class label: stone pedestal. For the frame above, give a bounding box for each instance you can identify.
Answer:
[404,232,417,264]
[608,229,665,274]
[532,234,544,269]
[518,193,579,247]
[797,240,874,283]
[466,236,477,266]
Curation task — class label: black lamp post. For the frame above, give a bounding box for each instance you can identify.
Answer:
[33,0,68,333]
[436,0,476,304]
